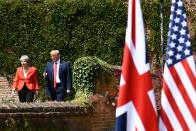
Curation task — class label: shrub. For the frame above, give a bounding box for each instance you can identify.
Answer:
[73,56,114,92]
[70,89,92,106]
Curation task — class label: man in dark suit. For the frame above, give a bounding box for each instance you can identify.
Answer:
[43,50,72,101]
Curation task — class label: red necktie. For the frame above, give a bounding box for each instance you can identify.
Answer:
[53,62,57,89]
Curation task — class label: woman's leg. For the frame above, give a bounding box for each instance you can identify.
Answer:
[18,87,27,102]
[25,88,35,102]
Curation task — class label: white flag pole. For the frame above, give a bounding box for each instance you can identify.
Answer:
[160,0,164,71]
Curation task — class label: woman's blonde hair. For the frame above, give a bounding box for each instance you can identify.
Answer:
[20,55,29,62]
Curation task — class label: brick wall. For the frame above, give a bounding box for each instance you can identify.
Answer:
[90,103,115,131]
[0,67,162,130]
[0,102,115,130]
[0,76,18,103]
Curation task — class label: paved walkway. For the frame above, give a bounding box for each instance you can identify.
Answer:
[0,76,18,103]
[0,76,90,116]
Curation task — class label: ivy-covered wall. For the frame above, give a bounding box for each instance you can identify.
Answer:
[0,0,196,82]
[0,0,126,77]
[142,0,196,69]
[185,1,196,49]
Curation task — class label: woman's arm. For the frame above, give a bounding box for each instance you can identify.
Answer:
[34,68,39,91]
[12,68,20,89]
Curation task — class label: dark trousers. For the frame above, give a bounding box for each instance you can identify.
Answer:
[18,85,34,102]
[50,83,66,101]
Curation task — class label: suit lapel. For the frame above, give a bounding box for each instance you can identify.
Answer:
[50,60,62,80]
[19,67,31,79]
[19,67,25,79]
[26,67,31,78]
[50,62,54,79]
[59,60,63,73]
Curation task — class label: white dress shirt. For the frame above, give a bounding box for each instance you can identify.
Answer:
[55,59,61,83]
[54,59,70,93]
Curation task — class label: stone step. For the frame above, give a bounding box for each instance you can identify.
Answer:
[0,102,89,113]
[0,77,19,103]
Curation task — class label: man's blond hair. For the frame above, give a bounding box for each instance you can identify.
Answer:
[50,50,60,55]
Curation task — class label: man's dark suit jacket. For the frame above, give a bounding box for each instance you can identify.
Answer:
[44,60,72,97]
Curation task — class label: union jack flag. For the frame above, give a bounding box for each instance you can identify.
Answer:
[159,0,196,130]
[115,0,158,130]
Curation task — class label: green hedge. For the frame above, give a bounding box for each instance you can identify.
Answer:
[0,0,126,83]
[73,56,114,92]
[0,0,195,87]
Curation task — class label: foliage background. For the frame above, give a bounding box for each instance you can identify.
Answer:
[0,0,195,90]
[0,0,126,83]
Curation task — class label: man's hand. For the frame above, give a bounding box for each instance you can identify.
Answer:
[35,91,39,98]
[43,72,48,79]
[67,90,71,94]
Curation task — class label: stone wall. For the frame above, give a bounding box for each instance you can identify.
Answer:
[0,75,117,130]
[0,102,115,131]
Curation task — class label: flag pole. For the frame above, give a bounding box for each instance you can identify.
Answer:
[159,0,196,129]
[160,0,164,71]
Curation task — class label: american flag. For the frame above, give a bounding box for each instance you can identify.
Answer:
[159,0,196,130]
[115,0,158,130]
